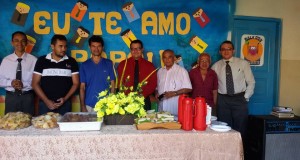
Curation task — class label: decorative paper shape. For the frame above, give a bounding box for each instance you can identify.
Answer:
[71,26,90,48]
[120,29,137,48]
[175,55,185,68]
[25,35,36,54]
[70,0,88,22]
[189,35,208,54]
[193,8,210,28]
[241,34,265,66]
[122,2,140,23]
[11,2,30,26]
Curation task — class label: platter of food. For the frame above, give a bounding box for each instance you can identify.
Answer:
[57,112,102,131]
[0,112,31,130]
[32,112,61,129]
[135,111,181,130]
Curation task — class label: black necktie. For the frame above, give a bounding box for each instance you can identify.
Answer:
[16,58,22,80]
[226,61,234,95]
[15,58,22,94]
[134,60,139,91]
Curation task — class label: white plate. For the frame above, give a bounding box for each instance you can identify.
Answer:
[210,125,231,132]
[211,116,217,121]
[211,121,228,126]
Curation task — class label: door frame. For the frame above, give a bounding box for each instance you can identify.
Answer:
[232,15,282,106]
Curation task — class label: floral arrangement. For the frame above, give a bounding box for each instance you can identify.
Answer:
[94,76,147,119]
[94,59,157,120]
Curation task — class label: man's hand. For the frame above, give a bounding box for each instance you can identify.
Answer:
[11,79,23,90]
[54,98,65,108]
[164,91,177,99]
[45,99,57,110]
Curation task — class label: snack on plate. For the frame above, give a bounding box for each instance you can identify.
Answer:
[136,111,176,124]
[0,112,32,130]
[32,112,61,129]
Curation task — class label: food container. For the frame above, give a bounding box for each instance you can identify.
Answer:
[57,112,102,131]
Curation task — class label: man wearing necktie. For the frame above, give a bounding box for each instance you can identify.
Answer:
[117,40,157,110]
[0,31,37,115]
[212,40,255,141]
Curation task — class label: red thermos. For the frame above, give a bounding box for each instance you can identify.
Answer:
[193,97,207,131]
[178,94,187,125]
[182,97,193,131]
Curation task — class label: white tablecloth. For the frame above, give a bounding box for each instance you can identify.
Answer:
[0,125,243,160]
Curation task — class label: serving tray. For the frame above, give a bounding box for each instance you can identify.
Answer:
[136,122,181,130]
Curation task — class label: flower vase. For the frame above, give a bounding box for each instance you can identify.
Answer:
[104,114,136,125]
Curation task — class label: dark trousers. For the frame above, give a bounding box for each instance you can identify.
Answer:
[38,99,71,115]
[217,93,248,139]
[5,91,34,115]
[144,96,151,111]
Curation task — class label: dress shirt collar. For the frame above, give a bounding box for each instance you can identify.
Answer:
[46,52,68,63]
[222,57,234,64]
[13,52,28,62]
[162,63,177,70]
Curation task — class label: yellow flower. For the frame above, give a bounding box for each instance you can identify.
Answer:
[99,90,108,97]
[119,107,125,115]
[138,108,147,117]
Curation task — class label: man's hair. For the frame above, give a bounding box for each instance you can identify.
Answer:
[130,39,143,49]
[162,49,175,57]
[11,31,27,41]
[51,34,67,45]
[219,40,235,50]
[198,53,211,64]
[88,35,104,46]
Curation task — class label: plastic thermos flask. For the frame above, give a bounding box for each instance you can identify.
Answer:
[182,97,193,131]
[178,94,187,125]
[193,97,207,131]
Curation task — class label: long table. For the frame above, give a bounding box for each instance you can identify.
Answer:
[0,125,243,160]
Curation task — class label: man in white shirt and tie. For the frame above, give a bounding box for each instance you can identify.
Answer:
[0,31,37,115]
[212,40,255,139]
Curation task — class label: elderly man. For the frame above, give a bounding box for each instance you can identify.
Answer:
[156,49,192,116]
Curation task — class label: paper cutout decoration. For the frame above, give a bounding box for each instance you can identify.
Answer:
[71,0,88,22]
[175,55,185,68]
[122,2,140,23]
[189,35,208,54]
[11,2,30,26]
[71,26,90,48]
[241,35,264,66]
[193,8,210,28]
[120,29,137,48]
[25,35,36,54]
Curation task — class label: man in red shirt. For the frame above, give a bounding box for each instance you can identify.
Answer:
[117,40,157,110]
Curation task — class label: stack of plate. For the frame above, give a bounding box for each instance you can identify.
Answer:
[210,124,231,132]
[209,116,231,132]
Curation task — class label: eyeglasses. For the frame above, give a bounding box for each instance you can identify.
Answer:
[220,48,233,51]
[13,40,27,43]
[130,47,142,51]
[199,60,209,63]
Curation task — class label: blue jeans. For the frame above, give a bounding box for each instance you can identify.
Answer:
[38,100,71,115]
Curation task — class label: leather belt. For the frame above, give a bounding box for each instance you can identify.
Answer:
[218,92,245,97]
[6,90,34,96]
